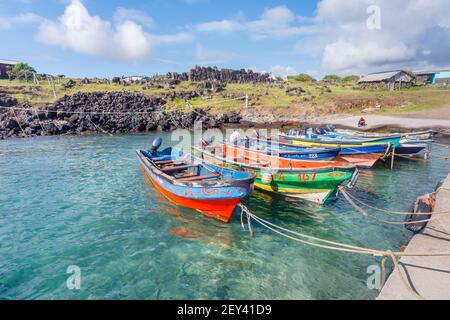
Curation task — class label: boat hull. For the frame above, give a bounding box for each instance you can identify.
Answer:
[142,166,240,222]
[395,145,427,155]
[137,149,254,223]
[280,134,401,148]
[198,150,356,205]
[247,138,341,160]
[336,153,382,169]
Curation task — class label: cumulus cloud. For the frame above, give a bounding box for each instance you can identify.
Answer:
[36,0,193,61]
[0,12,42,29]
[113,7,154,28]
[300,0,450,74]
[270,65,297,78]
[194,5,312,39]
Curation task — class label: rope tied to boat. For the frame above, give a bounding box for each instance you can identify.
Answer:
[337,186,450,218]
[236,204,450,300]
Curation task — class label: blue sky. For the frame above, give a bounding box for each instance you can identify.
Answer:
[1,0,450,78]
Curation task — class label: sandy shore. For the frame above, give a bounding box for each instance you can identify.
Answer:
[311,106,450,130]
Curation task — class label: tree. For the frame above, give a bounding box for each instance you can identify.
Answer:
[7,62,37,80]
[342,75,360,82]
[323,74,341,82]
[288,73,316,82]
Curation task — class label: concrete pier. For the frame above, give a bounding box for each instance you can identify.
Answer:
[378,173,450,300]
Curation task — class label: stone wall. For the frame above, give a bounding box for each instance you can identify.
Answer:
[167,66,274,84]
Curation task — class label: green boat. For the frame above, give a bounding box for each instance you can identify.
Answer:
[194,147,358,205]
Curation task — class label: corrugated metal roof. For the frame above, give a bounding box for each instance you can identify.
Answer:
[358,71,401,83]
[0,59,19,65]
[415,68,450,75]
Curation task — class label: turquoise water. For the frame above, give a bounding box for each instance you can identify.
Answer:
[0,133,449,300]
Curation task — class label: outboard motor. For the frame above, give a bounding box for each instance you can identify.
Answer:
[325,124,336,132]
[200,135,213,148]
[301,124,310,136]
[315,127,326,135]
[288,128,298,136]
[150,137,162,154]
[229,131,241,145]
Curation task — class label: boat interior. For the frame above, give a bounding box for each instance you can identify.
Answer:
[153,158,222,182]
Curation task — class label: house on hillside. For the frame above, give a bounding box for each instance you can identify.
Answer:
[357,70,416,90]
[122,76,144,83]
[0,59,19,79]
[415,69,450,86]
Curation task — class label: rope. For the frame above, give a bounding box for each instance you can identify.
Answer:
[33,109,45,133]
[339,186,450,216]
[238,205,450,257]
[0,95,247,121]
[12,109,27,136]
[433,142,450,149]
[238,204,450,300]
[338,187,448,225]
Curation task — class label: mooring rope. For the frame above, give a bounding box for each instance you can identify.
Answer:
[338,186,450,217]
[12,109,27,136]
[238,204,450,300]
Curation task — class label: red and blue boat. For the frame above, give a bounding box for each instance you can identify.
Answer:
[136,138,255,223]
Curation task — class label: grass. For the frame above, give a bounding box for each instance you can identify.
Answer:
[1,78,449,116]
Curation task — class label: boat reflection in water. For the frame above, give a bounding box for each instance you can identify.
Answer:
[141,169,235,248]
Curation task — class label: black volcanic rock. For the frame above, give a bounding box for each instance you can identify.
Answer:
[167,66,274,84]
[0,93,18,108]
[0,92,242,139]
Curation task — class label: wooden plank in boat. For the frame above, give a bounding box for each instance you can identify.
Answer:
[179,173,221,181]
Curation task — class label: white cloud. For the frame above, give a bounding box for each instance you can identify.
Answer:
[36,0,193,61]
[114,7,154,28]
[194,5,312,39]
[300,0,450,74]
[270,65,297,78]
[0,12,42,29]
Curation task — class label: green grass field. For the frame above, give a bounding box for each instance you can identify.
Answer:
[1,78,449,116]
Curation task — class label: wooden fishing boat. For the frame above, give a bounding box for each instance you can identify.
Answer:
[331,129,434,142]
[395,143,428,158]
[248,136,391,168]
[279,132,402,147]
[194,145,358,205]
[136,140,255,223]
[242,137,341,160]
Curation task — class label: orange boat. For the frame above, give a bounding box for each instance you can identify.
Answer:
[212,143,354,170]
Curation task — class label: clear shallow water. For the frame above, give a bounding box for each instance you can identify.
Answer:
[0,133,449,300]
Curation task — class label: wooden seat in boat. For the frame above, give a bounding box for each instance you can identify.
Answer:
[179,173,221,182]
[154,160,175,164]
[161,164,199,172]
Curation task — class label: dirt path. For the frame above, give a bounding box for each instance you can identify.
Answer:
[312,106,450,130]
[394,105,450,120]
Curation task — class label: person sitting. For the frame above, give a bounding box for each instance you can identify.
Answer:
[358,117,367,128]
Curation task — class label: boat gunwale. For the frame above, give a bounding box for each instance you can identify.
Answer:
[193,147,356,174]
[278,133,397,146]
[136,149,255,188]
[246,137,342,155]
[222,143,353,167]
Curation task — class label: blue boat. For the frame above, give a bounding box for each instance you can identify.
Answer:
[280,132,402,147]
[242,137,341,160]
[250,136,390,155]
[136,138,254,223]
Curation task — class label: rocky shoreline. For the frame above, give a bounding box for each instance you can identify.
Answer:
[0,92,241,140]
